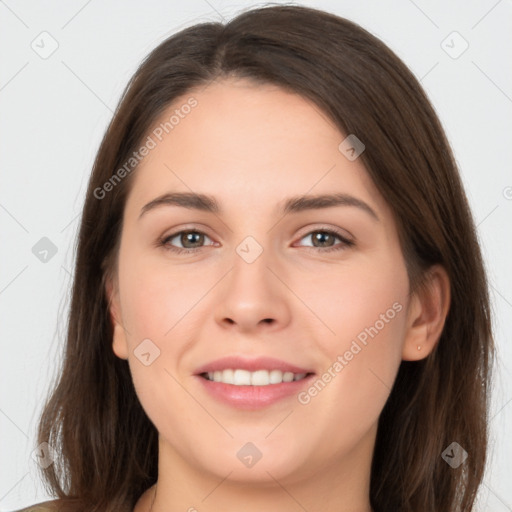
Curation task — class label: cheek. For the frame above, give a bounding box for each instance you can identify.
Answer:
[310,249,409,357]
[117,248,221,411]
[118,258,200,429]
[296,257,409,442]
[118,247,214,344]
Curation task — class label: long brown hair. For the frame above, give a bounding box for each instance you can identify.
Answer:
[35,5,495,511]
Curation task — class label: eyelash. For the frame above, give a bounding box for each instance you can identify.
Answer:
[157,227,354,255]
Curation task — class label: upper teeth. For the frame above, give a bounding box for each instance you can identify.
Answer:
[206,369,307,386]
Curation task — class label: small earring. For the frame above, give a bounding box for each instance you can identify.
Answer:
[417,345,422,351]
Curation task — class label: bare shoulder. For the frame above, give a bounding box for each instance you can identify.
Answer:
[12,499,62,512]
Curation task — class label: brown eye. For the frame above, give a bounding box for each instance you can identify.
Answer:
[310,231,337,248]
[297,229,354,252]
[176,231,205,249]
[160,230,215,254]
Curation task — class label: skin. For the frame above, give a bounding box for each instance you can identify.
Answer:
[106,77,450,512]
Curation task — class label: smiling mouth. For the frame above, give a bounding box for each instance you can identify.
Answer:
[199,369,313,386]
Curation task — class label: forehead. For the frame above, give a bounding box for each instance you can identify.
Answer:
[124,78,390,221]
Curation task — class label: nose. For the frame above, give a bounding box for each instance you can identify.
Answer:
[213,246,292,334]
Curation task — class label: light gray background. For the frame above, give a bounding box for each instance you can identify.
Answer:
[1,0,511,510]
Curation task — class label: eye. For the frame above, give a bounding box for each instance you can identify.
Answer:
[158,227,354,255]
[158,230,216,254]
[295,228,354,253]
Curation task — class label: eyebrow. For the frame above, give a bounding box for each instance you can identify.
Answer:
[138,191,379,221]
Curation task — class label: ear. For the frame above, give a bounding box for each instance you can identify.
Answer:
[402,264,451,361]
[105,274,129,360]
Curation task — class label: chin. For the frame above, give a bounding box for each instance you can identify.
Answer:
[188,433,313,485]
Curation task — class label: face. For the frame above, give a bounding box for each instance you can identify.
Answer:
[107,77,415,486]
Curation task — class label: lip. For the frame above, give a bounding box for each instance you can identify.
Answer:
[194,356,315,410]
[194,356,313,375]
[195,373,315,410]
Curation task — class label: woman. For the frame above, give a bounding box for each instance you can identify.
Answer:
[20,4,494,512]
